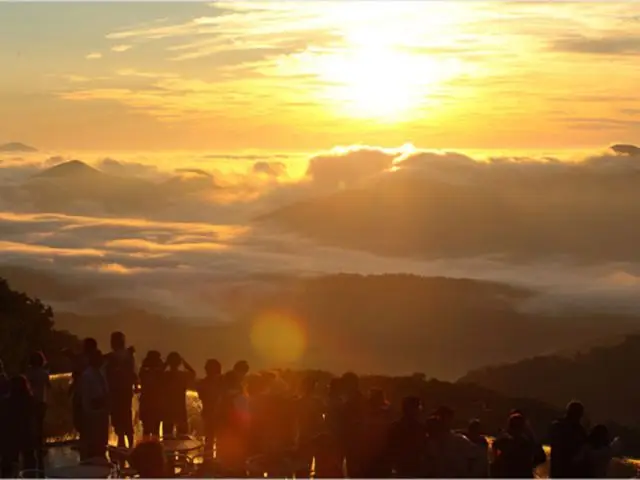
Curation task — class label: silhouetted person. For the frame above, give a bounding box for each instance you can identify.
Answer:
[104,331,136,448]
[130,439,168,478]
[386,396,426,478]
[580,424,620,478]
[427,405,478,477]
[1,376,37,477]
[162,352,195,437]
[325,377,343,438]
[467,419,489,477]
[491,413,546,478]
[339,372,366,478]
[361,388,392,477]
[69,337,98,437]
[25,351,51,470]
[232,360,249,382]
[139,351,165,437]
[295,376,325,445]
[249,372,294,457]
[549,401,588,478]
[80,349,109,460]
[216,371,251,475]
[196,358,223,455]
[294,376,325,475]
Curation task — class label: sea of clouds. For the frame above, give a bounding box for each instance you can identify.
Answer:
[2,143,640,320]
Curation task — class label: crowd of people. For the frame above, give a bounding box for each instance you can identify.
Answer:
[0,330,625,478]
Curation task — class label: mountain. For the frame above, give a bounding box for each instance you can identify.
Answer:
[0,142,37,152]
[259,172,640,263]
[20,160,166,214]
[35,160,103,180]
[459,335,640,427]
[30,269,636,380]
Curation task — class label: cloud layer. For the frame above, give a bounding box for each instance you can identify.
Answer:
[3,144,640,319]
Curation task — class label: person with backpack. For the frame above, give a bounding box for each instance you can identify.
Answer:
[104,332,137,449]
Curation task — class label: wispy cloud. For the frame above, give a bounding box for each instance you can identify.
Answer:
[111,44,132,53]
[85,52,103,60]
[5,1,640,148]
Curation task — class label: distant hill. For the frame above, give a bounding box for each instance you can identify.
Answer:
[26,269,635,380]
[20,160,166,214]
[459,335,640,427]
[259,171,640,263]
[0,142,37,152]
[35,159,102,180]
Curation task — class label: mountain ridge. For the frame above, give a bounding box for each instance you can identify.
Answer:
[0,142,38,153]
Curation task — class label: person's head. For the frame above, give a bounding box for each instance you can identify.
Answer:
[434,405,454,431]
[110,331,126,351]
[468,419,482,436]
[401,396,422,419]
[233,360,249,378]
[205,359,222,377]
[10,375,32,399]
[166,352,182,370]
[341,372,359,395]
[130,440,167,478]
[368,388,388,408]
[566,400,585,423]
[29,351,46,369]
[88,349,103,369]
[508,413,527,436]
[301,376,317,396]
[83,337,98,354]
[588,424,610,449]
[142,350,163,369]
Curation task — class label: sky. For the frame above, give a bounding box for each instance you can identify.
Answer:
[1,1,640,151]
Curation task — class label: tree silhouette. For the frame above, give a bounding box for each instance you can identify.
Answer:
[0,277,79,373]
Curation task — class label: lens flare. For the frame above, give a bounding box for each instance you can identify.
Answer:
[250,313,306,365]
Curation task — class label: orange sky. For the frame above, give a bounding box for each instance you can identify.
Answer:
[1,1,640,151]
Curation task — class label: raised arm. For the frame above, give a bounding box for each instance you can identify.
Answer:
[181,356,197,386]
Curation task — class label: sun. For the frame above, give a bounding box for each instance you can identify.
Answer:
[304,13,466,122]
[317,46,452,122]
[272,3,473,123]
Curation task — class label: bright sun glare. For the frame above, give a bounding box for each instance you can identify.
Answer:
[280,3,470,123]
[318,47,460,122]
